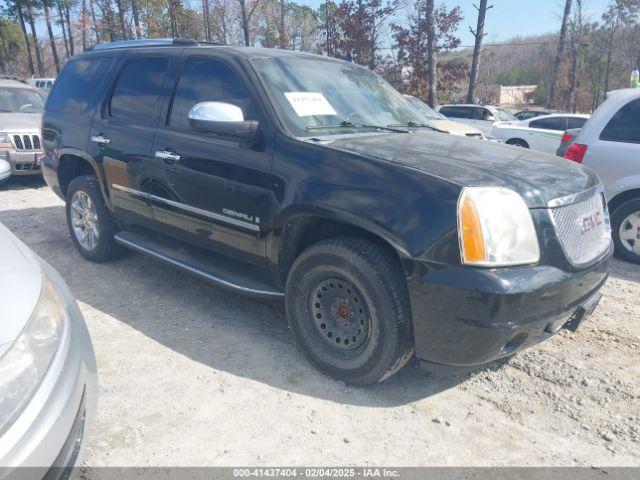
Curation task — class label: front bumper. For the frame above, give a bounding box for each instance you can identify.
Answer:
[409,244,613,373]
[1,149,43,176]
[0,260,97,478]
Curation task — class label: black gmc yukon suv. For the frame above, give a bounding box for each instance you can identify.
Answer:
[42,39,613,385]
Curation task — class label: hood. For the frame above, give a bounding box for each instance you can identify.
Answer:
[324,131,599,208]
[0,223,42,357]
[430,119,483,137]
[0,113,42,133]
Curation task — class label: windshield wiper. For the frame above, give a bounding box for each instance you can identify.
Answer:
[387,121,446,133]
[306,120,409,133]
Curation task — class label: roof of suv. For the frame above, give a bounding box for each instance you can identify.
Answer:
[83,39,343,63]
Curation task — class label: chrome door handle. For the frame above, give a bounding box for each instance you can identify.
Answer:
[154,150,181,162]
[90,135,110,144]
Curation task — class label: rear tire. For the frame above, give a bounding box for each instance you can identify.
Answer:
[285,237,414,385]
[506,139,529,148]
[66,175,126,263]
[611,198,640,264]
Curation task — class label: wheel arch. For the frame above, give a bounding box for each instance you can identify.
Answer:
[506,138,529,148]
[608,187,640,215]
[269,205,413,285]
[57,148,109,204]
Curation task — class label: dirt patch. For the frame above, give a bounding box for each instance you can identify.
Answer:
[1,177,639,466]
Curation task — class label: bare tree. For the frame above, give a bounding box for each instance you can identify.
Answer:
[131,0,141,38]
[278,0,286,48]
[26,2,44,75]
[467,0,492,103]
[548,0,572,107]
[81,0,87,49]
[16,1,36,74]
[168,0,178,38]
[237,0,260,46]
[89,0,99,43]
[43,0,61,71]
[115,0,127,39]
[56,0,69,57]
[426,0,436,106]
[203,0,211,41]
[64,1,74,55]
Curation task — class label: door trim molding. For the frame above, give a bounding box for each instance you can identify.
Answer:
[111,183,260,232]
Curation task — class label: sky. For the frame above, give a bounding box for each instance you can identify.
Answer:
[302,0,612,47]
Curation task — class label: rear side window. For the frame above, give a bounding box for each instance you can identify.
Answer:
[46,57,111,113]
[440,106,465,118]
[600,99,640,144]
[567,117,587,129]
[169,57,256,132]
[529,117,567,131]
[109,57,169,127]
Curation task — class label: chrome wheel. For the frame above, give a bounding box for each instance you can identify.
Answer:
[70,191,100,251]
[619,211,640,255]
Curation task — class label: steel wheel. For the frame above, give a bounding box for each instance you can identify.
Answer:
[619,211,640,255]
[70,190,100,251]
[309,277,371,353]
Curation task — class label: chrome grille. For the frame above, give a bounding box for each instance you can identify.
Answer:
[549,190,611,266]
[12,134,41,151]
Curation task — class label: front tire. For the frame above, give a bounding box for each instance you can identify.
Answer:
[611,198,640,264]
[285,237,414,385]
[66,175,126,262]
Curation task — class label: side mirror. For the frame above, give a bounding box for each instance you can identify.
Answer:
[486,115,497,122]
[188,102,259,144]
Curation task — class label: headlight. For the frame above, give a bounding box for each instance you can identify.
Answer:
[0,133,12,149]
[0,277,65,434]
[457,187,540,266]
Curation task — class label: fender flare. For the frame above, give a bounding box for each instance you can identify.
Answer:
[268,203,413,277]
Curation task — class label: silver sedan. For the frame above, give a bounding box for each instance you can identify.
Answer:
[0,222,97,477]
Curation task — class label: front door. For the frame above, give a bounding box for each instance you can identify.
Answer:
[149,56,274,265]
[90,54,172,230]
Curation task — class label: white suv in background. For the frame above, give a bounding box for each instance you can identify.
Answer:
[564,88,640,263]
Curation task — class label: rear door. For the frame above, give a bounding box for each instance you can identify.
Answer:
[89,53,173,229]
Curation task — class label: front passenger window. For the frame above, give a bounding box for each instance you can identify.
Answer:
[169,58,256,132]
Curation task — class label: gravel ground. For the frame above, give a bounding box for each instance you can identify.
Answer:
[1,177,639,467]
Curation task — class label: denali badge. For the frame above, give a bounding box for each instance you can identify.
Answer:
[223,208,260,224]
[580,211,602,234]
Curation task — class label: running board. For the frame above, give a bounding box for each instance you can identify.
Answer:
[114,230,284,299]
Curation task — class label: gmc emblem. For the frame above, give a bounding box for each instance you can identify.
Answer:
[580,211,602,234]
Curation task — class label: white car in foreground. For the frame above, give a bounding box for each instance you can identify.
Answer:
[563,88,640,264]
[490,113,589,154]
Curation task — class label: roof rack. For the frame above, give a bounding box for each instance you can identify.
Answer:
[86,38,198,52]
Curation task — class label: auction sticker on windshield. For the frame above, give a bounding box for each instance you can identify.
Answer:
[284,92,337,117]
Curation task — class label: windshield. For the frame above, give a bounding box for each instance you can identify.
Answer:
[404,96,445,120]
[0,88,45,113]
[251,57,424,137]
[495,108,517,121]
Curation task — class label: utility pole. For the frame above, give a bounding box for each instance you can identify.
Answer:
[467,0,493,104]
